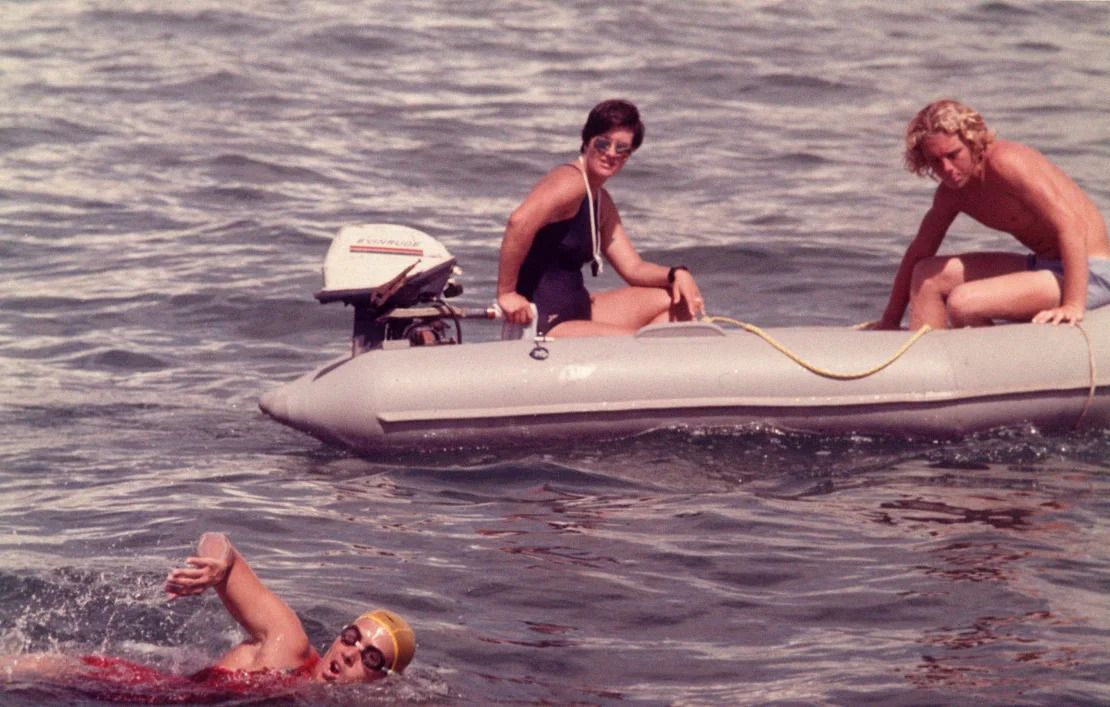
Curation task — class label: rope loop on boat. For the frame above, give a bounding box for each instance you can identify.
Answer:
[1073,322,1096,430]
[704,316,932,380]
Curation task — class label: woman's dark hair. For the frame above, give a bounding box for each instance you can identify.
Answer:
[579,99,645,153]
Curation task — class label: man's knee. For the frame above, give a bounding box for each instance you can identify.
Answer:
[911,256,959,296]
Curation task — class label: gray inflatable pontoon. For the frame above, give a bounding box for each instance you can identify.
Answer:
[259,225,1110,453]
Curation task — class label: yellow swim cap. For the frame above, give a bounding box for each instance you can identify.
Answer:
[358,609,416,673]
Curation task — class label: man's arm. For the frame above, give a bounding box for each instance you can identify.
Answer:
[1034,227,1089,325]
[878,193,958,329]
[991,144,1090,324]
[164,533,311,671]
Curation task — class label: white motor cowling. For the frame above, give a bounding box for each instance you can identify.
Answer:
[313,224,474,354]
[315,224,458,308]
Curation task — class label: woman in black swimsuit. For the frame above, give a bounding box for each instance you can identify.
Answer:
[497,99,706,336]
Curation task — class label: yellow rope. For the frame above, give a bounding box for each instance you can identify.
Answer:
[1072,322,1097,430]
[704,316,933,380]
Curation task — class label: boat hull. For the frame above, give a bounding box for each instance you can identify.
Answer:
[259,309,1110,453]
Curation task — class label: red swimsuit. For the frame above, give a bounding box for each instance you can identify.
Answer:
[75,653,320,704]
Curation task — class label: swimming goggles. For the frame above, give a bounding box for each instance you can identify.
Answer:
[592,136,633,157]
[340,624,391,675]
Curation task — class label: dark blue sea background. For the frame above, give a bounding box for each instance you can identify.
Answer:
[2,1,1109,704]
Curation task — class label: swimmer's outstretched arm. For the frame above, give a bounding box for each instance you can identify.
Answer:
[0,652,84,680]
[164,532,311,671]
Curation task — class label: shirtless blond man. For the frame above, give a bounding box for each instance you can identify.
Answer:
[877,99,1110,329]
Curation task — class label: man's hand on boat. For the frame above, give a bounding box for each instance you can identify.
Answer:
[860,318,912,330]
[1032,302,1084,326]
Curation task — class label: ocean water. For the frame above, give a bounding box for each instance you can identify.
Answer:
[2,0,1110,704]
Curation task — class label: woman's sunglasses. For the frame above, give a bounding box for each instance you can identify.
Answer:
[592,136,633,158]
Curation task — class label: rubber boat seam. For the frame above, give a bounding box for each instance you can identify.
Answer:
[376,383,1101,423]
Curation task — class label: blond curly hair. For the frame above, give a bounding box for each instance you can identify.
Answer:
[904,99,995,177]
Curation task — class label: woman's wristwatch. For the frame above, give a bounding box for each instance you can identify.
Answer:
[667,265,689,284]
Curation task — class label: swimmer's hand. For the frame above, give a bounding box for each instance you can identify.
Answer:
[164,556,230,599]
[497,292,534,324]
[1032,303,1083,326]
[164,532,234,599]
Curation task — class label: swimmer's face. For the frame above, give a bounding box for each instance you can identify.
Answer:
[313,616,395,683]
[920,131,977,188]
[585,127,635,180]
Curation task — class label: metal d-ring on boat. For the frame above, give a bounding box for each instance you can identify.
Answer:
[258,224,1109,454]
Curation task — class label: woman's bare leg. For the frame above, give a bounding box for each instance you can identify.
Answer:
[591,287,672,328]
[545,286,687,337]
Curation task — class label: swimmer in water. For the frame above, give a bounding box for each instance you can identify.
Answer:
[1,532,414,698]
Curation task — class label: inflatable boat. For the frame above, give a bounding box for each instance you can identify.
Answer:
[259,224,1110,453]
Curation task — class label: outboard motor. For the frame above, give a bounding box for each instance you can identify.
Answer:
[315,224,490,355]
